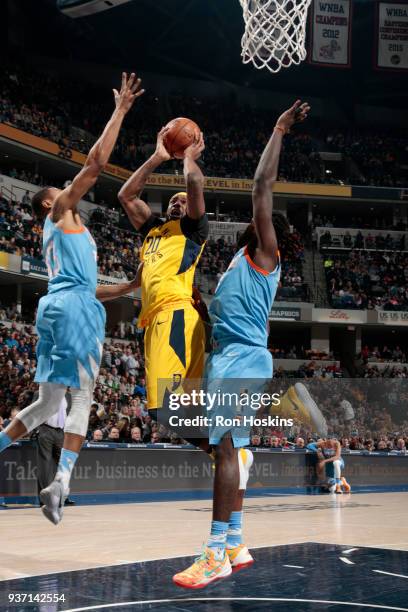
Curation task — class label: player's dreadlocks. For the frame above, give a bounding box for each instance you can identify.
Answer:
[236,212,291,259]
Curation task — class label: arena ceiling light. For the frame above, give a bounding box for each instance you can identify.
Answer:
[57,0,132,18]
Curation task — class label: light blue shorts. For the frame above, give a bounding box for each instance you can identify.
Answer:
[205,342,273,448]
[35,288,106,389]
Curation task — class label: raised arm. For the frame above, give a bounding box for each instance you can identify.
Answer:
[52,73,144,223]
[183,133,205,220]
[252,100,310,270]
[118,127,171,230]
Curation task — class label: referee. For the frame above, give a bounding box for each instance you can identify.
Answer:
[37,395,75,506]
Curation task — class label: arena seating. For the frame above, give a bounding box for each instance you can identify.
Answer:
[1,64,407,187]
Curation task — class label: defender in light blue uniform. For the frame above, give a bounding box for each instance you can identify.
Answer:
[0,72,144,526]
[35,215,106,389]
[172,101,311,587]
[206,245,280,447]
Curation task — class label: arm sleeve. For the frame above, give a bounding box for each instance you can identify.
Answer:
[138,215,164,239]
[180,213,209,245]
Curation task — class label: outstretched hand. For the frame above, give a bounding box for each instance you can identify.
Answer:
[276,100,310,133]
[113,72,145,114]
[155,126,172,162]
[184,132,205,160]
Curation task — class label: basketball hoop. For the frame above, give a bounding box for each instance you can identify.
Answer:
[239,0,312,73]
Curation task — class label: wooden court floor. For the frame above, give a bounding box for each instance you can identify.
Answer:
[0,492,407,581]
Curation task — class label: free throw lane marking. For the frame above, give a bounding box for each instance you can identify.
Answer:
[373,570,408,579]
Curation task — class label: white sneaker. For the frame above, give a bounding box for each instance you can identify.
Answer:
[40,478,68,525]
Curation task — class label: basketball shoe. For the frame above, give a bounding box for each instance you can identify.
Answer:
[173,546,232,589]
[341,476,351,493]
[40,477,68,525]
[272,382,328,437]
[227,544,254,570]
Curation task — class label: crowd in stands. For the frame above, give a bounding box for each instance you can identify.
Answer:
[197,228,307,300]
[320,229,406,252]
[249,433,408,453]
[1,64,407,188]
[313,213,406,232]
[325,251,408,310]
[0,188,307,299]
[361,344,407,363]
[324,130,408,188]
[1,315,407,450]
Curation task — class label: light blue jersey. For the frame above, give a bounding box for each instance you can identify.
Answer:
[35,214,105,389]
[43,215,97,294]
[209,246,281,348]
[206,245,281,448]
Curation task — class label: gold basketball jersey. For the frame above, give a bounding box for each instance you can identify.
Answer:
[138,218,206,327]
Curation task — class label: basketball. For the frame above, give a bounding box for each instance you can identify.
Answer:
[163,117,201,159]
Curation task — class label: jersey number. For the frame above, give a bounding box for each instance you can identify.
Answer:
[145,236,161,255]
[45,241,60,279]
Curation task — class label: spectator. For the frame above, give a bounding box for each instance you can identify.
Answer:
[92,429,104,442]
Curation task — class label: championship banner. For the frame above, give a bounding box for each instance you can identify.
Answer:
[310,0,352,67]
[377,2,408,70]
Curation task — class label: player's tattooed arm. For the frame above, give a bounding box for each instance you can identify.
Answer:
[252,100,310,271]
[118,127,171,229]
[96,263,142,303]
[52,73,144,223]
[183,133,205,220]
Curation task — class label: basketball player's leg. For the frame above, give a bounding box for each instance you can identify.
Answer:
[173,344,260,588]
[0,383,68,452]
[173,433,238,589]
[0,294,67,452]
[145,306,211,453]
[226,447,254,569]
[40,293,105,524]
[183,306,212,453]
[331,457,350,493]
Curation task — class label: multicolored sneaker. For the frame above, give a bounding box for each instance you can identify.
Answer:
[341,476,351,493]
[275,383,328,437]
[173,547,232,589]
[335,483,343,494]
[227,544,254,571]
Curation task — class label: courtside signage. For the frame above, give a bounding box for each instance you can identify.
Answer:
[312,308,367,324]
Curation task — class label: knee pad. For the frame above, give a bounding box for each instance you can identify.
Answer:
[17,383,67,433]
[64,385,93,437]
[239,448,254,490]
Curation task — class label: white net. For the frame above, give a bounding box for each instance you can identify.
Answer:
[239,0,312,73]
